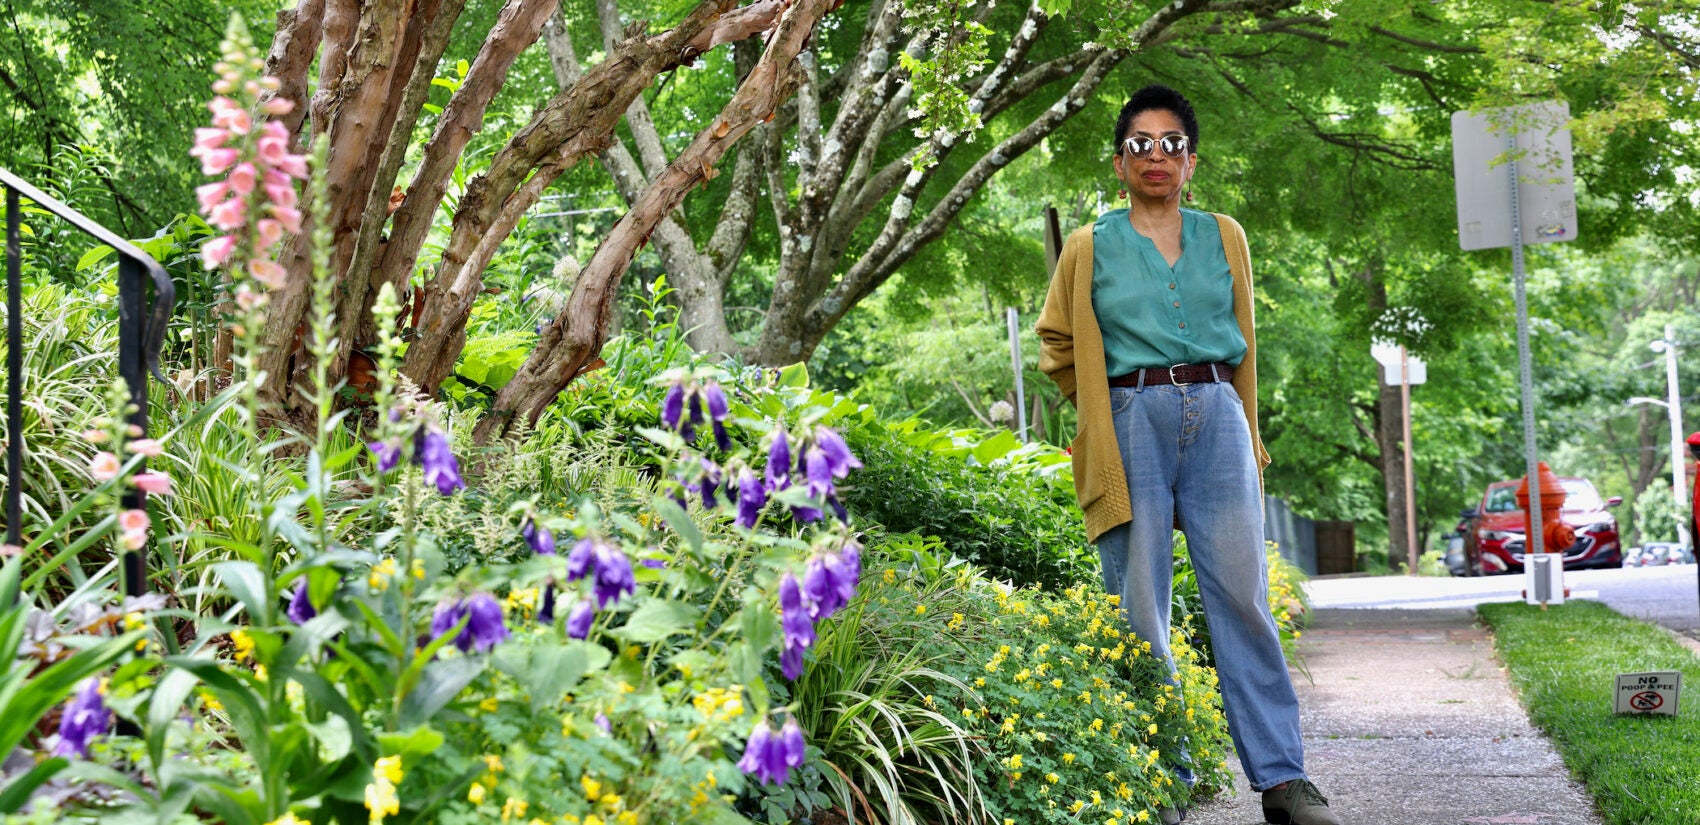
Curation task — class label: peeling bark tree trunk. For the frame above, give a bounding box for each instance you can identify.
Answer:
[246,0,808,418]
[476,0,842,442]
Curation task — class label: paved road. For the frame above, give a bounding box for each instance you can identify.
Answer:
[1307,564,1700,635]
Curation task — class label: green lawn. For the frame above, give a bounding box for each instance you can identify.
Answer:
[1478,601,1700,825]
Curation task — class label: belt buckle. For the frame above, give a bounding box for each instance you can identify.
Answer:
[1168,364,1192,387]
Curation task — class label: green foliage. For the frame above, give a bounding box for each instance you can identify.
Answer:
[1479,601,1700,825]
[1631,480,1686,546]
[836,414,1093,590]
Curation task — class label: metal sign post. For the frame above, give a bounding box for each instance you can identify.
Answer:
[1452,102,1577,604]
[1007,307,1027,442]
[1373,341,1426,574]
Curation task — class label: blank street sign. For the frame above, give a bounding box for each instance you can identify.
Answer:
[1452,102,1578,251]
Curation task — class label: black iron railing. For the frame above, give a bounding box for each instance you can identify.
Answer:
[2,167,174,597]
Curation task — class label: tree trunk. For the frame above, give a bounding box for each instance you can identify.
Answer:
[476,0,841,442]
[247,0,795,419]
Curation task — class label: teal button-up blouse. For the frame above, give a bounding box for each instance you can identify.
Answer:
[1091,207,1248,377]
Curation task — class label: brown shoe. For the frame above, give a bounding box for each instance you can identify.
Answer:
[1261,779,1341,825]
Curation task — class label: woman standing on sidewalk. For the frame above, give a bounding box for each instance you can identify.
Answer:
[1035,84,1341,825]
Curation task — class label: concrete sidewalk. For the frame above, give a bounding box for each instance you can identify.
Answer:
[1185,608,1601,825]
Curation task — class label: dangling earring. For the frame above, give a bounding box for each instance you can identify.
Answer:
[1118,189,1127,200]
[1184,181,1194,203]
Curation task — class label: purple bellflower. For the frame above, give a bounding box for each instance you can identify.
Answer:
[564,537,636,610]
[737,717,807,787]
[286,582,317,624]
[565,597,596,639]
[661,382,686,430]
[699,458,724,509]
[538,585,557,624]
[803,447,834,500]
[737,470,766,528]
[779,573,815,680]
[704,382,732,451]
[367,440,402,473]
[813,427,862,477]
[566,537,597,580]
[593,543,636,609]
[53,678,112,759]
[414,427,465,495]
[765,429,791,493]
[522,515,555,555]
[595,712,612,734]
[430,593,511,654]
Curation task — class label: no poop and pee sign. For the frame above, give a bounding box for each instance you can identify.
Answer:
[1614,671,1683,716]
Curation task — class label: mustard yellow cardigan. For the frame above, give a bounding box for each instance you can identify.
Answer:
[1035,212,1270,542]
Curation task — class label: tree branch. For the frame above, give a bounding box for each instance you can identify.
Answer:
[478,0,841,441]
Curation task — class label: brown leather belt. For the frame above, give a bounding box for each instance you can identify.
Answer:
[1108,363,1233,387]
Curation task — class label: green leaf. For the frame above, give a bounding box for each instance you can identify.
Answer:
[455,59,469,77]
[307,715,354,762]
[75,244,114,272]
[0,757,68,813]
[376,725,446,757]
[694,803,760,825]
[611,598,701,643]
[653,497,703,556]
[398,657,482,728]
[495,641,611,712]
[971,430,1021,464]
[147,667,200,770]
[212,561,270,622]
[775,362,810,388]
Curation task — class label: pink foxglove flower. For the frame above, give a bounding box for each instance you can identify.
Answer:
[271,205,302,235]
[261,97,294,116]
[197,148,240,176]
[227,163,257,195]
[255,219,283,252]
[207,197,246,231]
[248,259,288,290]
[196,181,229,212]
[89,452,121,481]
[201,235,237,270]
[125,439,163,458]
[130,472,173,496]
[119,529,149,551]
[119,509,150,533]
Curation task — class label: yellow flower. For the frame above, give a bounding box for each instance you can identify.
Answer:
[1136,810,1151,822]
[1050,678,1064,689]
[1091,790,1103,804]
[949,612,965,629]
[1046,773,1060,784]
[975,677,986,687]
[1062,752,1076,765]
[1035,614,1050,627]
[480,696,500,712]
[410,557,426,580]
[265,815,304,825]
[883,568,896,584]
[485,755,504,774]
[914,604,926,616]
[230,629,254,663]
[368,558,397,591]
[1004,753,1023,769]
[468,784,486,804]
[582,774,603,802]
[1090,718,1104,731]
[1071,800,1087,813]
[500,797,528,822]
[374,756,403,784]
[1147,723,1158,736]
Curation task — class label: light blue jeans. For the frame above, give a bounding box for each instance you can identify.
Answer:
[1096,381,1307,793]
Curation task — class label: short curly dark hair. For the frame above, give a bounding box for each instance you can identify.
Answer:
[1113,84,1199,155]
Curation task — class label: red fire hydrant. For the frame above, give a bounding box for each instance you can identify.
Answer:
[1515,461,1574,554]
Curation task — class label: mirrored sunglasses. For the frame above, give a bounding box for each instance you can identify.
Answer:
[1121,134,1190,159]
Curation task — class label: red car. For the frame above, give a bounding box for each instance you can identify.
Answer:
[1460,477,1623,574]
